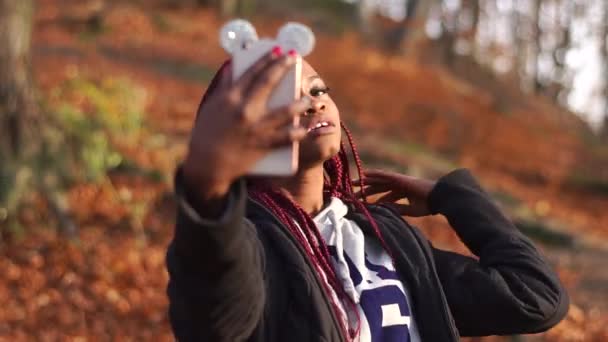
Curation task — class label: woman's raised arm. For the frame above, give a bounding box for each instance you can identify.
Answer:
[427,169,569,336]
[166,49,310,341]
[357,168,569,336]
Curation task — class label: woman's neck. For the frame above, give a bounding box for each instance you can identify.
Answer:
[270,163,326,216]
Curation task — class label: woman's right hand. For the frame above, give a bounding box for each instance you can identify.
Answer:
[182,49,309,201]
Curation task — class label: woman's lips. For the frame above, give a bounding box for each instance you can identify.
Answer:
[307,121,336,136]
[307,120,333,132]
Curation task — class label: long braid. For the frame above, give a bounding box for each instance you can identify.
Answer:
[342,123,367,201]
[338,143,354,196]
[249,122,397,340]
[340,123,395,260]
[249,188,358,339]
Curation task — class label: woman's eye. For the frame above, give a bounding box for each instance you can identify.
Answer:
[310,87,330,97]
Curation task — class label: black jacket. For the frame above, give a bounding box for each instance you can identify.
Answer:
[166,168,569,341]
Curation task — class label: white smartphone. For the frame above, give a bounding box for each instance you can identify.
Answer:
[232,39,302,176]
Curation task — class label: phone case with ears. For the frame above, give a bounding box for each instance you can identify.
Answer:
[232,39,302,176]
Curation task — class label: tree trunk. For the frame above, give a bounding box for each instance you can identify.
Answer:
[0,0,38,233]
[0,0,37,162]
[438,22,456,67]
[551,0,571,104]
[512,4,527,87]
[601,0,608,140]
[215,0,255,17]
[465,0,480,57]
[217,0,238,16]
[530,0,543,93]
[400,0,434,56]
[357,0,376,40]
[383,0,419,52]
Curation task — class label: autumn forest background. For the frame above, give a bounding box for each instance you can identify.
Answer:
[1,0,608,340]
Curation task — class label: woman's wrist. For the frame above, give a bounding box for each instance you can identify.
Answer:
[182,159,233,219]
[183,150,232,193]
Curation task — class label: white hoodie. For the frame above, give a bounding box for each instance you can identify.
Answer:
[301,197,422,342]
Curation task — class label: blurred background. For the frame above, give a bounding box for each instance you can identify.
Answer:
[0,0,607,340]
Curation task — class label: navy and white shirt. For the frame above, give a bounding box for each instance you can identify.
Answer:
[310,197,421,342]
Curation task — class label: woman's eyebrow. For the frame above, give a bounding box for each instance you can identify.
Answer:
[308,75,321,81]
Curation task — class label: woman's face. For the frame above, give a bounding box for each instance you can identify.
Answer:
[298,61,342,167]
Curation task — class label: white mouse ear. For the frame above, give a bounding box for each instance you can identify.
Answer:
[277,22,315,57]
[219,19,259,54]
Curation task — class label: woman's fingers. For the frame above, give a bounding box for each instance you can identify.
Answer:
[361,169,433,197]
[196,61,233,119]
[263,125,308,148]
[353,176,391,186]
[245,54,297,103]
[354,184,392,198]
[258,97,311,130]
[233,49,282,93]
[216,61,233,90]
[363,169,416,184]
[358,169,401,180]
[376,191,404,203]
[363,169,395,178]
[249,97,310,148]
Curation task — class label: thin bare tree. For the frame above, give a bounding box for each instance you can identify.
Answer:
[601,0,608,139]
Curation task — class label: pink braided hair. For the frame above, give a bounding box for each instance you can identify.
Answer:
[249,123,395,341]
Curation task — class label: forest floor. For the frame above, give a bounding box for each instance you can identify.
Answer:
[1,0,607,340]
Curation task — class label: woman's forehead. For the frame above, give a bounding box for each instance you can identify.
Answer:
[302,60,319,79]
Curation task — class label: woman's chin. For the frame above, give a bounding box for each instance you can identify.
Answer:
[298,145,340,167]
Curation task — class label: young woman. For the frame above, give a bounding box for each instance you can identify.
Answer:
[166,47,568,342]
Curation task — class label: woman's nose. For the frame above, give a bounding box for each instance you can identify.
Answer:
[305,100,326,116]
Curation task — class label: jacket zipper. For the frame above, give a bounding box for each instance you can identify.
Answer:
[249,199,348,342]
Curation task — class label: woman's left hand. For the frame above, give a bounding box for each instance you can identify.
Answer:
[353,169,437,217]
